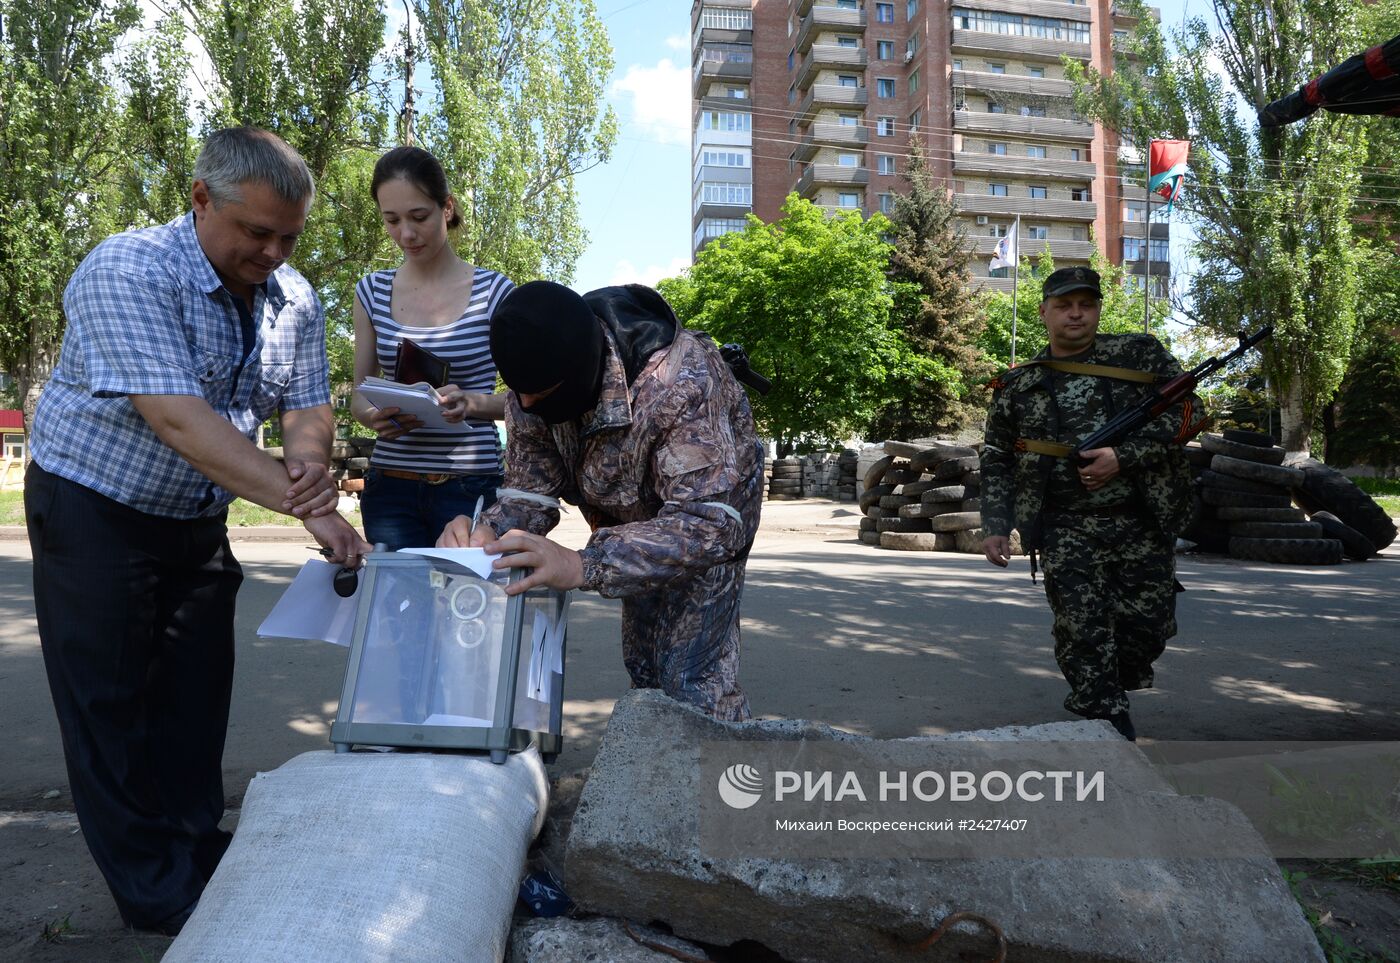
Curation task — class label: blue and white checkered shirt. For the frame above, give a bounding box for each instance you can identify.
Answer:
[31,213,330,519]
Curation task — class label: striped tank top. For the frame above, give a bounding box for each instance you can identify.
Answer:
[355,267,514,474]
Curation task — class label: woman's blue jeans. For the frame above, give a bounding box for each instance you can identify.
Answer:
[361,469,502,552]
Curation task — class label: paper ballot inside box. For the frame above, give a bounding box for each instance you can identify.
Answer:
[329,552,569,759]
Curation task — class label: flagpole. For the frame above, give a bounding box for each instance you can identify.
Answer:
[1143,175,1152,333]
[1010,213,1020,366]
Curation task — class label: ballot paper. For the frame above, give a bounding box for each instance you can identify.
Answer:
[527,610,550,703]
[256,559,363,646]
[398,546,496,581]
[357,376,453,430]
[545,606,567,674]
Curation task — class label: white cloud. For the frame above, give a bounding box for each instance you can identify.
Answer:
[608,256,691,288]
[611,58,691,145]
[664,35,688,51]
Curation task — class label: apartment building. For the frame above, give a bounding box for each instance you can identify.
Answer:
[689,0,1169,298]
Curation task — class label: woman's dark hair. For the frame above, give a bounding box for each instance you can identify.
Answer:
[371,146,461,229]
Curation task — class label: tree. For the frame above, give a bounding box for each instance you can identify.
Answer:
[978,248,1171,368]
[658,194,929,456]
[1066,0,1370,451]
[868,142,992,441]
[1322,246,1400,468]
[414,0,617,283]
[0,0,142,421]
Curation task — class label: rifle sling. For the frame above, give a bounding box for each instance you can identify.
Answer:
[1015,359,1161,383]
[1016,438,1075,458]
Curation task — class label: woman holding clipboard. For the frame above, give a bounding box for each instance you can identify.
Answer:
[349,147,514,550]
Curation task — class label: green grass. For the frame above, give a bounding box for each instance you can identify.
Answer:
[1285,864,1400,963]
[0,490,361,528]
[1352,478,1400,518]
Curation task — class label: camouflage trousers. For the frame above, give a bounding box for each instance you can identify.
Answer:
[1040,513,1177,718]
[621,557,752,722]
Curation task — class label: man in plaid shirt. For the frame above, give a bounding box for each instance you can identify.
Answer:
[24,127,369,934]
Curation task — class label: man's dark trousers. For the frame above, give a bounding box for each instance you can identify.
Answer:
[25,462,242,928]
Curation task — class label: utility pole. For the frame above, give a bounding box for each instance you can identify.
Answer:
[400,0,416,145]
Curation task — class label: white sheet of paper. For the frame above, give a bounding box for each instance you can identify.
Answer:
[256,559,362,646]
[397,547,496,581]
[545,607,567,674]
[528,610,549,702]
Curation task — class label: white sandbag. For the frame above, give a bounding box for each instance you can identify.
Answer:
[165,748,549,963]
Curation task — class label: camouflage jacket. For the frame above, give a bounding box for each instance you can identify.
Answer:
[980,332,1196,539]
[480,325,763,599]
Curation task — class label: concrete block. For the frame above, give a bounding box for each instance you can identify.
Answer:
[566,691,1323,963]
[508,918,707,963]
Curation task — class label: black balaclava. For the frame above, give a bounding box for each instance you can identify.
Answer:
[490,280,606,424]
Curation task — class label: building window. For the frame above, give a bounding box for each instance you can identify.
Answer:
[879,193,895,213]
[909,70,920,93]
[1027,225,1048,240]
[907,0,918,18]
[877,116,896,136]
[1029,185,1048,199]
[1069,148,1082,161]
[1071,187,1090,201]
[694,217,748,248]
[787,49,794,71]
[838,74,859,87]
[986,142,1007,155]
[1150,238,1169,260]
[909,108,922,129]
[1028,65,1046,78]
[837,152,859,167]
[1021,105,1047,118]
[1123,237,1144,261]
[952,58,963,70]
[838,113,860,126]
[701,7,752,29]
[875,2,894,23]
[989,183,1009,196]
[837,36,860,49]
[877,78,896,98]
[702,43,752,65]
[837,192,861,208]
[952,9,1091,44]
[702,111,752,132]
[988,102,1005,114]
[908,35,920,57]
[1026,145,1047,158]
[989,223,1009,237]
[727,86,747,99]
[988,62,1006,74]
[701,150,749,167]
[702,182,753,206]
[878,154,897,174]
[1123,203,1144,221]
[836,0,858,7]
[877,40,894,59]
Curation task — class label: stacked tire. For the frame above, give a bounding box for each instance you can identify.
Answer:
[1289,458,1396,559]
[835,450,859,502]
[768,457,802,501]
[858,453,927,546]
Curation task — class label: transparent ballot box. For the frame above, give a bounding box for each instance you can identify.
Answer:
[329,552,568,763]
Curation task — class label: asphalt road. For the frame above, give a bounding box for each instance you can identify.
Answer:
[2,501,1398,961]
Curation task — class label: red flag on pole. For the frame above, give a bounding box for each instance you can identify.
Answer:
[1148,139,1190,209]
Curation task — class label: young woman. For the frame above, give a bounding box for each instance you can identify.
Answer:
[350,146,514,550]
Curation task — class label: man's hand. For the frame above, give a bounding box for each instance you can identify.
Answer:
[283,460,338,518]
[983,535,1011,568]
[437,514,495,548]
[482,529,584,597]
[1077,447,1121,491]
[304,512,371,568]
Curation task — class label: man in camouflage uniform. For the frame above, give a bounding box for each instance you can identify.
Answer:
[438,281,763,721]
[980,267,1195,740]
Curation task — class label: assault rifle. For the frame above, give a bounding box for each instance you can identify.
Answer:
[1071,325,1272,466]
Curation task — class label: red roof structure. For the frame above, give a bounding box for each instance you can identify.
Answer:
[0,410,25,431]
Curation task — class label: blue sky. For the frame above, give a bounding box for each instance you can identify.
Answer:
[570,0,1198,294]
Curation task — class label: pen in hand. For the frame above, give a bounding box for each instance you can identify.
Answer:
[468,494,485,543]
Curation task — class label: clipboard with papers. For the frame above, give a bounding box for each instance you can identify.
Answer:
[356,376,453,429]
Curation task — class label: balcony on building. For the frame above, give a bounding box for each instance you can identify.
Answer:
[1119,219,1170,240]
[951,69,1073,100]
[796,164,870,198]
[796,44,869,90]
[694,24,753,52]
[955,0,1092,21]
[793,121,869,162]
[693,55,753,97]
[950,29,1090,64]
[953,109,1095,142]
[795,84,869,123]
[693,201,753,227]
[970,234,1096,261]
[952,151,1096,181]
[796,6,866,54]
[690,0,753,32]
[955,192,1098,221]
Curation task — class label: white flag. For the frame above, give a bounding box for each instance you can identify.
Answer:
[989,231,1018,272]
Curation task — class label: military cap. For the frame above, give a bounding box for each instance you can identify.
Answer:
[1042,266,1101,300]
